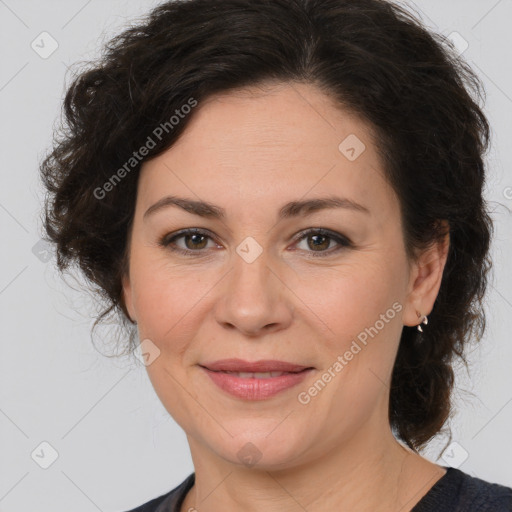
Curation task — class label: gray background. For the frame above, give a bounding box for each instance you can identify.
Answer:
[1,0,511,510]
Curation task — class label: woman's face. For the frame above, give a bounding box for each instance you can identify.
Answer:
[122,82,431,469]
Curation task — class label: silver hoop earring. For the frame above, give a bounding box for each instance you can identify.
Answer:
[417,312,428,332]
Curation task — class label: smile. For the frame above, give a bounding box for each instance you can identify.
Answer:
[214,370,293,378]
[200,366,313,400]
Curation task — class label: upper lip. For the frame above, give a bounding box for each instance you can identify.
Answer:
[200,359,313,373]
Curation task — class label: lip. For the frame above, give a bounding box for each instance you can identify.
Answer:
[200,359,312,373]
[199,359,314,400]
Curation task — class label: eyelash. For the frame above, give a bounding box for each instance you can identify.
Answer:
[158,227,352,258]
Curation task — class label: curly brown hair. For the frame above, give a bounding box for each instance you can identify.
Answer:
[39,0,494,451]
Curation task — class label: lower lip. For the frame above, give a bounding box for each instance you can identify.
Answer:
[201,367,313,400]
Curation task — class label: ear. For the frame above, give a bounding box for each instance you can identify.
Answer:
[402,221,450,328]
[121,271,137,324]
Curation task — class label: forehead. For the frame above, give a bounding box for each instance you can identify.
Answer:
[137,82,398,223]
[174,82,372,158]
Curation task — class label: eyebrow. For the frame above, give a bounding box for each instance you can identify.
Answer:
[143,195,370,221]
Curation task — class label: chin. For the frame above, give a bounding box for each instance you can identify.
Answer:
[204,425,309,470]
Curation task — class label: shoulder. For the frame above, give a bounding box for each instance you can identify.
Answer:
[414,467,512,512]
[456,469,512,511]
[121,473,195,512]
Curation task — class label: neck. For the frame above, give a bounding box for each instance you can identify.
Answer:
[181,420,445,512]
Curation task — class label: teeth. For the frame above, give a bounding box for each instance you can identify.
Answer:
[223,371,288,378]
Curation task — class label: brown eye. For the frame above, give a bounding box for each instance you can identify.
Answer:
[306,233,331,251]
[182,233,208,250]
[159,227,351,258]
[159,228,217,255]
[294,228,352,257]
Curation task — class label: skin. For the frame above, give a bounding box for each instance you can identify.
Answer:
[122,81,450,512]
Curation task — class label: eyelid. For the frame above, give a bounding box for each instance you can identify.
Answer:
[159,228,220,253]
[159,227,352,257]
[291,227,352,257]
[293,227,351,244]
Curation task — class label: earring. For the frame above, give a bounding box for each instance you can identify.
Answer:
[416,311,428,332]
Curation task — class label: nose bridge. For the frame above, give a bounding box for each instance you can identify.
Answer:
[214,240,293,335]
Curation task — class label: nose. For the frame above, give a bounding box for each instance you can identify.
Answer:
[213,248,294,337]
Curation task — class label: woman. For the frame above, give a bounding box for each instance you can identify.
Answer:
[40,0,512,510]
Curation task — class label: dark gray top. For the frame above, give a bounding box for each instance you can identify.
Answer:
[124,467,512,511]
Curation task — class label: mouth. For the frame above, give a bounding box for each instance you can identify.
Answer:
[203,369,309,379]
[200,358,314,373]
[198,359,315,400]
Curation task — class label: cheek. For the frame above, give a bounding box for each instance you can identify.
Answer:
[130,259,212,427]
[299,259,401,346]
[298,259,404,408]
[295,266,404,439]
[130,246,206,328]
